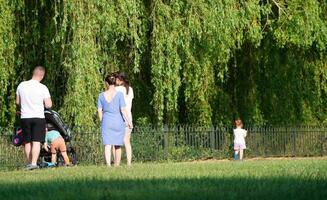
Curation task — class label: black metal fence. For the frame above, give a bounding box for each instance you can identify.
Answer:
[1,125,327,168]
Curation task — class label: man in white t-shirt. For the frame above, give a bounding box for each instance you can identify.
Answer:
[16,66,52,170]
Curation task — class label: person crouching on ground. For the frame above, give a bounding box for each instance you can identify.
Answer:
[233,119,247,161]
[44,124,70,166]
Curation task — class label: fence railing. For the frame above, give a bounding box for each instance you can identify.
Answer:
[1,125,327,168]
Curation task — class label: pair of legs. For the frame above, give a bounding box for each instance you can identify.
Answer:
[234,149,244,160]
[51,137,70,165]
[105,145,122,167]
[111,131,132,166]
[124,129,132,166]
[51,151,70,165]
[234,143,246,160]
[24,142,41,165]
[22,118,46,166]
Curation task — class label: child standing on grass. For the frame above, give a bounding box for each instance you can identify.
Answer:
[44,124,70,166]
[233,119,247,161]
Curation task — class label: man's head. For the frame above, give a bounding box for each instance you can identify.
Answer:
[32,66,46,81]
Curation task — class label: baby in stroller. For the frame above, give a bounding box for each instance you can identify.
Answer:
[44,123,70,166]
[13,109,77,168]
[39,109,77,167]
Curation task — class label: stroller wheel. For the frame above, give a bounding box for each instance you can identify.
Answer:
[57,154,65,166]
[69,148,78,166]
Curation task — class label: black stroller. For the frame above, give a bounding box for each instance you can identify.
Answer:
[13,109,77,167]
[39,109,77,167]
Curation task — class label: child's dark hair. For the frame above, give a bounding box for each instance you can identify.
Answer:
[46,123,55,131]
[105,74,116,86]
[115,71,130,95]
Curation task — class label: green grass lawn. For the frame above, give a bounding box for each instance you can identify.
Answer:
[0,158,327,200]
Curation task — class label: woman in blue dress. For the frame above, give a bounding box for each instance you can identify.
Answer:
[97,74,132,166]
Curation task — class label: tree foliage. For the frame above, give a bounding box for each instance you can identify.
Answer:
[0,0,17,126]
[0,0,327,127]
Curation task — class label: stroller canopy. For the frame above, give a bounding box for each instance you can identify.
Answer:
[45,109,71,142]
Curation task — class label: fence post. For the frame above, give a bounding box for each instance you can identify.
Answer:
[210,126,215,149]
[164,125,169,160]
[321,128,325,156]
[293,127,296,157]
[283,127,286,156]
[258,127,260,157]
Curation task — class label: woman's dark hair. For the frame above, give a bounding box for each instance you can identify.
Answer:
[115,71,130,95]
[105,74,116,86]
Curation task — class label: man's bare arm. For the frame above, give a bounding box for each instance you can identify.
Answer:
[16,95,20,106]
[44,98,52,108]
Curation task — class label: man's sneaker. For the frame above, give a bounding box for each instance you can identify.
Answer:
[25,164,39,170]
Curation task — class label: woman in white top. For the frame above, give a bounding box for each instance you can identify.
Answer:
[233,119,247,161]
[115,72,134,166]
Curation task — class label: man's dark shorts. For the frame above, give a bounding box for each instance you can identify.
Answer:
[21,118,46,143]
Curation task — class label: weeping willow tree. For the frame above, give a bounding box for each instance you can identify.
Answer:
[2,0,146,128]
[0,0,327,128]
[0,0,21,127]
[45,0,146,127]
[230,0,327,125]
[150,0,263,125]
[55,2,100,127]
